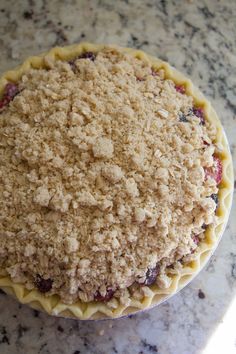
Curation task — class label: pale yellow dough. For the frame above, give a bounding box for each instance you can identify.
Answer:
[0,43,233,320]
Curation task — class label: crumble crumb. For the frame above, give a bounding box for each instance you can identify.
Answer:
[92,137,114,159]
[34,186,51,207]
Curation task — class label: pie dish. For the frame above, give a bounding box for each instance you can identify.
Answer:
[0,43,233,320]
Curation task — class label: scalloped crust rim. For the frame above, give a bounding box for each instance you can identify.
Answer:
[0,43,234,320]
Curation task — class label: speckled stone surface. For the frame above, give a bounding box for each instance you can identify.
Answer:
[0,0,236,353]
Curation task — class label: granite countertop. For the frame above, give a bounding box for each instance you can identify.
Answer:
[0,0,236,353]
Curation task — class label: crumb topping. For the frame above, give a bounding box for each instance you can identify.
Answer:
[0,47,219,303]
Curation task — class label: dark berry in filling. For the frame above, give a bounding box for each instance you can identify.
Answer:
[35,275,53,293]
[178,107,204,123]
[68,60,77,72]
[0,97,9,109]
[190,235,200,254]
[0,83,19,110]
[68,52,96,72]
[203,139,210,146]
[192,235,200,245]
[178,112,189,122]
[151,68,158,76]
[94,288,115,302]
[192,107,205,125]
[141,264,160,286]
[210,193,219,208]
[78,51,96,61]
[175,85,185,94]
[205,156,223,185]
[167,264,175,270]
[5,83,19,99]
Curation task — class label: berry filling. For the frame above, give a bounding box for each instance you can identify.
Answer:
[210,193,219,208]
[141,264,160,286]
[178,112,189,122]
[94,288,115,302]
[68,52,96,72]
[151,68,159,76]
[35,275,53,293]
[78,51,96,61]
[178,107,205,124]
[192,235,200,245]
[192,107,205,125]
[191,192,219,250]
[0,97,9,109]
[203,139,210,146]
[0,83,19,109]
[190,235,200,254]
[5,83,19,99]
[175,85,185,94]
[205,156,223,185]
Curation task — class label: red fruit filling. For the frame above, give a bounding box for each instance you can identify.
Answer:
[175,85,185,94]
[94,288,115,302]
[0,97,9,109]
[69,52,96,72]
[0,83,19,110]
[5,83,19,99]
[141,264,160,286]
[205,156,223,185]
[192,107,205,125]
[203,139,210,146]
[78,51,96,61]
[179,112,189,122]
[35,275,53,293]
[190,235,200,254]
[210,193,219,207]
[192,235,200,245]
[151,68,159,76]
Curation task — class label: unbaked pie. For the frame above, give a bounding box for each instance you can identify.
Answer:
[0,43,233,319]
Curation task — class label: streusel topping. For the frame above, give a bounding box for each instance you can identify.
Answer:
[0,48,219,304]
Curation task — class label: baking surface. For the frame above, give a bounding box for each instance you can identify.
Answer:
[0,0,236,353]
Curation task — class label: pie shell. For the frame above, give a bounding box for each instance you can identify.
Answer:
[0,43,234,320]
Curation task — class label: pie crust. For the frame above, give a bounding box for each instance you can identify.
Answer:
[0,43,233,320]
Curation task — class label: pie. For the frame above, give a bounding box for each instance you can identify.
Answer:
[0,43,233,320]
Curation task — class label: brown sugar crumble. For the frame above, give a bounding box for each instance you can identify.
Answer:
[0,47,219,305]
